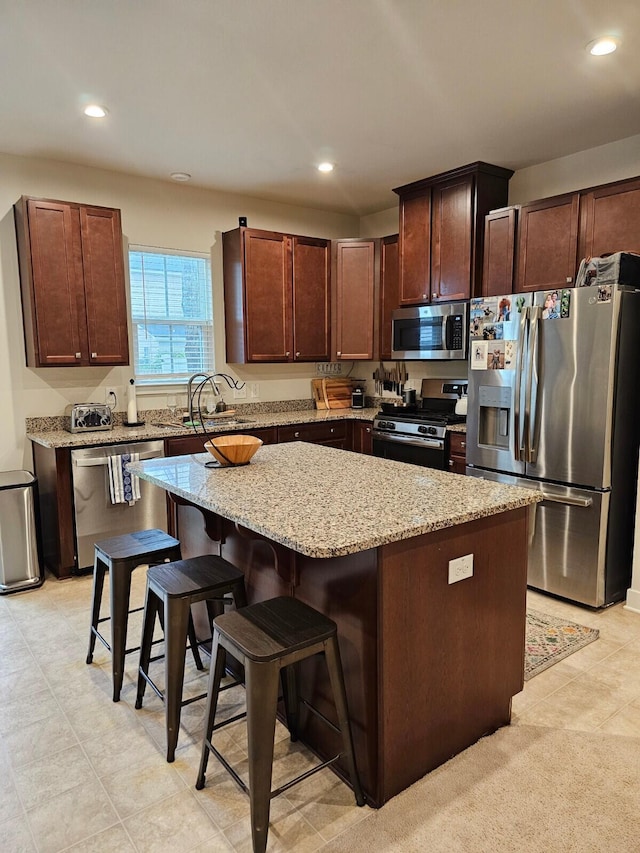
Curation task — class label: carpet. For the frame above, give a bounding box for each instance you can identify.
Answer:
[321,725,640,853]
[524,608,599,680]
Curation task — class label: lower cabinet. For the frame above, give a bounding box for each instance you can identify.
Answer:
[448,432,467,475]
[352,421,373,455]
[278,420,350,449]
[164,428,278,457]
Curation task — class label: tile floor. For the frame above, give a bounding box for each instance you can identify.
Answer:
[1,574,640,852]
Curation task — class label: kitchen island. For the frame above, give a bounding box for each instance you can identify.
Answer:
[129,441,540,807]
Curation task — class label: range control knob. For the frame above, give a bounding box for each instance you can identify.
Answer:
[418,425,437,436]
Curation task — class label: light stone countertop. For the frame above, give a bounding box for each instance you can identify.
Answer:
[129,441,539,559]
[26,408,381,449]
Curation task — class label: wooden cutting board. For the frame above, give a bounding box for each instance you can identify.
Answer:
[312,378,353,409]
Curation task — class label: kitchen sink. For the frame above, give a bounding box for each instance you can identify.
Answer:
[204,417,256,426]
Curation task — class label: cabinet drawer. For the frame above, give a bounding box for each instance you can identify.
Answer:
[278,421,348,444]
[449,432,467,455]
[165,427,277,457]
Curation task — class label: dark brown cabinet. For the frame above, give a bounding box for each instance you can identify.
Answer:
[278,420,349,449]
[578,176,640,259]
[448,432,467,475]
[352,421,373,455]
[515,193,580,293]
[165,428,278,457]
[333,239,378,361]
[482,207,518,297]
[223,227,330,363]
[14,196,129,368]
[394,162,513,304]
[379,234,399,360]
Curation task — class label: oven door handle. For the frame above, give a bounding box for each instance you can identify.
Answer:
[372,431,444,450]
[72,450,163,467]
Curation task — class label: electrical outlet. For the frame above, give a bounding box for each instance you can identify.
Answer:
[250,382,260,398]
[105,387,118,407]
[233,386,247,399]
[448,554,474,584]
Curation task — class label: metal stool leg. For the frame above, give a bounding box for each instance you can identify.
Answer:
[187,609,204,671]
[245,659,280,853]
[135,586,160,709]
[109,563,134,702]
[164,596,191,763]
[196,631,227,790]
[281,663,299,742]
[324,637,365,806]
[86,555,106,664]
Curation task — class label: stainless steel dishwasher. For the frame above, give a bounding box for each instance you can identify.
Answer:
[70,441,168,571]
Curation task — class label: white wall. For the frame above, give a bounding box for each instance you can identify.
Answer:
[0,153,359,470]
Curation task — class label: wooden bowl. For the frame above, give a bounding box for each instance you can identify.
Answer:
[204,434,263,466]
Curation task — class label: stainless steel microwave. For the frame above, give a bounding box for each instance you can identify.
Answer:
[391,302,468,360]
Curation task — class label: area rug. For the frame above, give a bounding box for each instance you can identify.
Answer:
[524,608,599,680]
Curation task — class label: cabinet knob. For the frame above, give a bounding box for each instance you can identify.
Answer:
[295,352,300,358]
[366,427,371,433]
[337,351,341,357]
[91,352,97,358]
[294,431,300,438]
[431,292,437,299]
[423,293,428,299]
[285,351,290,357]
[566,277,573,283]
[75,352,81,359]
[330,427,334,433]
[461,441,466,448]
[449,459,454,467]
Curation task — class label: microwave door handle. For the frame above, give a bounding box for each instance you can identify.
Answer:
[513,308,528,461]
[443,314,452,351]
[526,306,542,463]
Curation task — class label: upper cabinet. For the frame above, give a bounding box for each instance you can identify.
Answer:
[223,226,330,363]
[578,177,640,259]
[393,162,513,305]
[515,192,580,292]
[482,207,517,297]
[333,238,378,360]
[484,174,640,296]
[14,196,129,368]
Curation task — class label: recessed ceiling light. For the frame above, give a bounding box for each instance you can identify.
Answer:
[83,104,108,118]
[317,162,334,173]
[587,36,619,56]
[170,172,192,182]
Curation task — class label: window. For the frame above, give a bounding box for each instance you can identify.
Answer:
[128,246,213,385]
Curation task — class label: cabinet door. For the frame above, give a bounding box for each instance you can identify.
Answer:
[379,235,399,359]
[448,432,467,475]
[18,199,85,367]
[515,193,580,292]
[431,175,473,301]
[244,230,292,362]
[579,177,640,259]
[398,191,431,304]
[80,206,129,365]
[482,208,517,296]
[353,421,373,455]
[334,240,376,360]
[292,236,330,361]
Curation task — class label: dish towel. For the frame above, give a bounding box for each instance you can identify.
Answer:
[107,452,141,505]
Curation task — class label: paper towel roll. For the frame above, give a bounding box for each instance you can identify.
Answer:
[127,379,138,424]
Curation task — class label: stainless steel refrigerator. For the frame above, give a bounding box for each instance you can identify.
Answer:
[466,284,640,607]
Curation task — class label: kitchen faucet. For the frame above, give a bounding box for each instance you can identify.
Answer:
[186,372,245,429]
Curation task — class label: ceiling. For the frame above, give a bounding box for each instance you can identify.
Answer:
[1,0,639,216]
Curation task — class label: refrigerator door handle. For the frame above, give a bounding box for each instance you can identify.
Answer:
[525,306,542,463]
[514,307,528,461]
[540,492,593,508]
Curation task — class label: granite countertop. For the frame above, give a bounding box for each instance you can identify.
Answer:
[129,442,539,559]
[26,408,381,449]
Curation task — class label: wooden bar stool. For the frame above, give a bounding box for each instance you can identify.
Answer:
[135,554,247,762]
[195,596,365,853]
[86,528,202,702]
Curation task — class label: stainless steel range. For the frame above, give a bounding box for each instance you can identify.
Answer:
[372,379,467,470]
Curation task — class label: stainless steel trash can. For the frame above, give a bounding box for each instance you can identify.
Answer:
[0,470,43,594]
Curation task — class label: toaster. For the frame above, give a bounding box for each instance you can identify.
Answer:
[64,403,113,433]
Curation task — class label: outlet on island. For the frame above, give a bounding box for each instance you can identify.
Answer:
[448,554,474,584]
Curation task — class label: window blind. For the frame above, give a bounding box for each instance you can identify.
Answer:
[128,246,213,384]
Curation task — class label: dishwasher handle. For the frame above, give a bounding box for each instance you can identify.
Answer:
[73,449,163,468]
